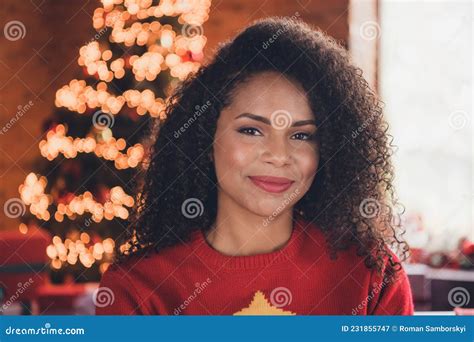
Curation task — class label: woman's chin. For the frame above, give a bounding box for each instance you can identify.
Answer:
[245,202,293,221]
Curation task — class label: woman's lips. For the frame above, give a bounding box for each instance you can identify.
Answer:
[248,176,294,194]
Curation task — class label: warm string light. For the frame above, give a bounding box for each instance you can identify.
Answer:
[78,42,118,82]
[18,223,29,234]
[55,80,124,115]
[96,0,211,29]
[19,173,51,221]
[47,235,115,269]
[55,187,134,223]
[33,0,211,271]
[118,229,138,255]
[109,17,162,47]
[55,80,167,118]
[122,88,166,116]
[58,0,211,118]
[20,173,132,270]
[110,57,126,79]
[90,0,209,80]
[130,51,163,81]
[78,26,205,82]
[19,172,134,223]
[39,124,145,169]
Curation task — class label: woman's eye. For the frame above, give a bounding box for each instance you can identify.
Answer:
[292,132,313,140]
[237,127,262,136]
[237,127,315,141]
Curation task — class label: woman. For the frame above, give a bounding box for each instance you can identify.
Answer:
[96,17,414,315]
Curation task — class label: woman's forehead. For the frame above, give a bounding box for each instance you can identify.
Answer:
[225,72,313,120]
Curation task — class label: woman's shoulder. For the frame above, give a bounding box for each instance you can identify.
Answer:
[106,228,204,275]
[298,218,407,274]
[105,236,199,276]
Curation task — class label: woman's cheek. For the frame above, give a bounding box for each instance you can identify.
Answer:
[224,133,257,166]
[232,143,256,168]
[215,135,255,182]
[296,146,319,185]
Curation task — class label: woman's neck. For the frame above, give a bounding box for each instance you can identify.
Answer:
[204,195,295,256]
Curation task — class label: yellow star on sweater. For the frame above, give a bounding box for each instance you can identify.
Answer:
[233,290,296,315]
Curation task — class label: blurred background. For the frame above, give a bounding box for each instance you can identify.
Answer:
[0,0,472,315]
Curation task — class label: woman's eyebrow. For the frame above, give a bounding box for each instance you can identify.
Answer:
[235,112,316,127]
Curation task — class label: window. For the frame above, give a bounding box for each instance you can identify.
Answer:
[379,0,472,251]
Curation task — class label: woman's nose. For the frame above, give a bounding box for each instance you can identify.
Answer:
[261,136,291,167]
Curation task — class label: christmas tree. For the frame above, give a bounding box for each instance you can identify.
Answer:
[18,0,211,282]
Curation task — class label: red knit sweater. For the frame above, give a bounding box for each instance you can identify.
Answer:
[96,218,414,315]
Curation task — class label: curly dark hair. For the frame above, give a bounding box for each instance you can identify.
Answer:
[118,17,409,282]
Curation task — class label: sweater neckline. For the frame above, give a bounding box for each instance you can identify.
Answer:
[190,217,307,270]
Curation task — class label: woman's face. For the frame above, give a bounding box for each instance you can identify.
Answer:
[213,71,319,219]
